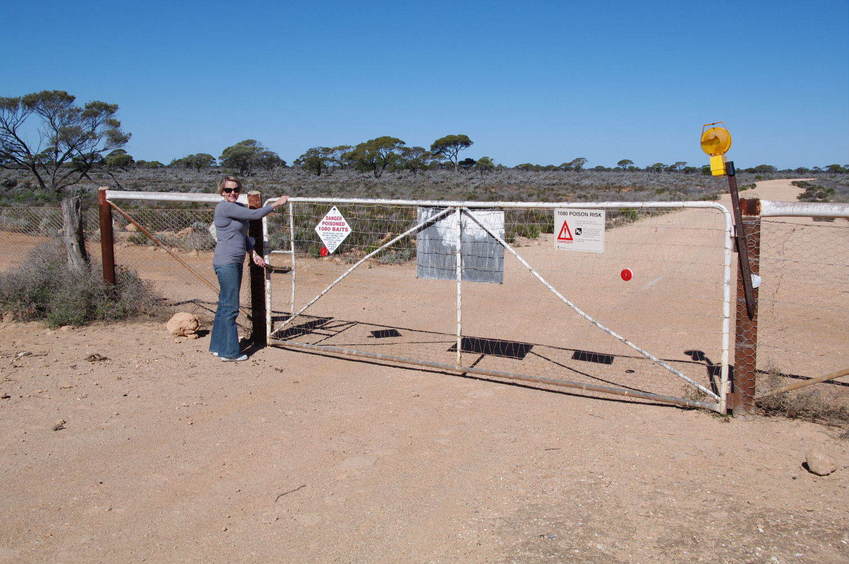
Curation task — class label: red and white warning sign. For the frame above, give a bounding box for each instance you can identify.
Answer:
[554,208,605,253]
[314,206,351,254]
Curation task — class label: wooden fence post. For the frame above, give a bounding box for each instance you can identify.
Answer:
[98,187,116,284]
[247,191,267,347]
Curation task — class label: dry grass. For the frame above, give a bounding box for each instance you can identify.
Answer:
[756,371,849,426]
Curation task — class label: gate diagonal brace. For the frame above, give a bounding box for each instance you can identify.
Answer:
[459,207,720,401]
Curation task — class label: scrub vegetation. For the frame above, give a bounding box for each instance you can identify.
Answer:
[0,241,163,327]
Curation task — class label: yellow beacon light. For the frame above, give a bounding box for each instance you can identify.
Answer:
[700,122,733,176]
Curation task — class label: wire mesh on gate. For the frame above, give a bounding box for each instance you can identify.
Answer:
[265,199,733,411]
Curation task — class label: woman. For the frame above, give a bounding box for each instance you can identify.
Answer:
[209,176,288,361]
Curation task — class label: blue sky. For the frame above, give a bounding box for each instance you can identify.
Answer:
[4,0,848,169]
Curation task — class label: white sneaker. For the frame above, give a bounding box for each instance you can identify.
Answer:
[211,352,219,357]
[220,354,248,362]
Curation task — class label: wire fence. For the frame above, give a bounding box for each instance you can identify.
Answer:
[0,204,246,325]
[756,217,849,379]
[2,200,846,409]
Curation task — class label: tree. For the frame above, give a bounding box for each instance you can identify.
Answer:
[172,153,216,171]
[0,90,130,272]
[136,160,163,168]
[295,147,336,176]
[748,164,777,174]
[104,149,134,169]
[330,145,352,169]
[458,157,476,170]
[516,163,541,171]
[189,153,216,171]
[616,159,634,169]
[219,139,282,176]
[344,136,405,178]
[647,162,666,173]
[475,156,495,175]
[102,149,134,189]
[255,150,285,171]
[397,146,431,176]
[569,157,588,171]
[430,134,473,171]
[560,158,587,172]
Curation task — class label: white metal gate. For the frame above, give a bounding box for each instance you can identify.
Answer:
[263,198,734,412]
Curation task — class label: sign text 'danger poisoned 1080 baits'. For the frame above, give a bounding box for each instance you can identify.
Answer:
[314,206,352,254]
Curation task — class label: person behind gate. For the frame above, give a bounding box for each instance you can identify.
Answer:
[209,176,288,361]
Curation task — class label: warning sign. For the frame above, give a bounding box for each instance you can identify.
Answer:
[556,220,573,241]
[314,206,351,254]
[554,208,605,253]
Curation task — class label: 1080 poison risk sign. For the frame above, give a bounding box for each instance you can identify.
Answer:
[554,208,605,253]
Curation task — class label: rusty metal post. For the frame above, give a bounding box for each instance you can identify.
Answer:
[731,202,761,413]
[98,187,116,284]
[726,162,756,319]
[247,191,267,347]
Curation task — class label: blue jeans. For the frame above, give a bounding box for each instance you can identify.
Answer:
[210,262,243,359]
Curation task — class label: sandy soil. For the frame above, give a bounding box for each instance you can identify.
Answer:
[1,180,848,563]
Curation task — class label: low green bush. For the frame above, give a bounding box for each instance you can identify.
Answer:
[0,240,163,327]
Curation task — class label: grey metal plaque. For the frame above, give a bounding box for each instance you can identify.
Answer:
[416,208,505,284]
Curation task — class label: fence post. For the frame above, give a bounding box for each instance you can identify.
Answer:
[731,198,761,413]
[248,191,267,347]
[98,187,116,284]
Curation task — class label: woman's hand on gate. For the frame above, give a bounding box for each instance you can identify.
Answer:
[251,251,267,268]
[270,196,289,209]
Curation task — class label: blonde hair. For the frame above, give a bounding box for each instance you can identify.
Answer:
[217,175,243,195]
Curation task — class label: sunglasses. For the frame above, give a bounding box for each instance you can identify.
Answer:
[222,187,240,194]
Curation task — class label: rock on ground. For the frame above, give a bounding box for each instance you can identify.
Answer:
[806,448,837,476]
[165,312,200,337]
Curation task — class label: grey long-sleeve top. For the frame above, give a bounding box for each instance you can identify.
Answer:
[212,201,275,266]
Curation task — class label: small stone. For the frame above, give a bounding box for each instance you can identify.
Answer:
[52,419,66,431]
[805,448,837,476]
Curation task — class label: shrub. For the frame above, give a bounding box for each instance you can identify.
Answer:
[0,241,163,326]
